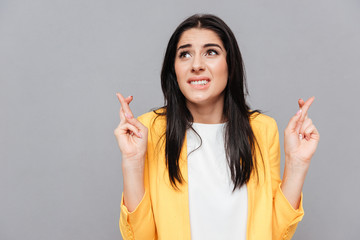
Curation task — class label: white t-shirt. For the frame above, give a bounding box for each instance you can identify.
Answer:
[187,123,247,240]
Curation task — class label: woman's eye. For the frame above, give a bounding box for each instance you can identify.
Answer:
[179,51,191,58]
[206,49,218,56]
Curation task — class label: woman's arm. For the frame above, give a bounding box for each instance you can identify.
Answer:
[114,93,147,211]
[115,93,155,240]
[281,97,320,209]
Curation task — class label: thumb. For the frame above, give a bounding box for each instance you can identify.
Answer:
[285,109,302,134]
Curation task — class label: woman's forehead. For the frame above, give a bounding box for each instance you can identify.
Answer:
[177,28,223,48]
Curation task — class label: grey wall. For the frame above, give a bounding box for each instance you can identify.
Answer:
[1,0,359,239]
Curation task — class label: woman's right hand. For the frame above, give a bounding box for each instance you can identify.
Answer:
[115,93,147,211]
[114,93,148,164]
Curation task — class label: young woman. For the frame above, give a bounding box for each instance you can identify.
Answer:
[114,14,319,240]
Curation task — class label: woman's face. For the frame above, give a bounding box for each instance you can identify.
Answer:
[174,28,228,108]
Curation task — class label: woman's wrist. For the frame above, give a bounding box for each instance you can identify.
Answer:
[281,171,305,210]
[122,156,145,212]
[281,157,309,210]
[122,155,145,171]
[284,155,310,178]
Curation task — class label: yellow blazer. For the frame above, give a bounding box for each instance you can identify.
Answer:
[120,111,304,240]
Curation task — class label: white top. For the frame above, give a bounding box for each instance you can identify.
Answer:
[187,123,248,240]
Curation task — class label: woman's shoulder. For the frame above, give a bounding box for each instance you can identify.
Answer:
[249,112,278,133]
[137,108,166,129]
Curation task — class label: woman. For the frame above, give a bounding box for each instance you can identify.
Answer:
[114,14,319,240]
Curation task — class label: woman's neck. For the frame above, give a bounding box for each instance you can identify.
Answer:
[186,97,226,124]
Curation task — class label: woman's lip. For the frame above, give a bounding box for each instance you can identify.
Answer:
[187,77,210,89]
[187,76,210,83]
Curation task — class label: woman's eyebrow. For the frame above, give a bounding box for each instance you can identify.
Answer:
[176,43,223,51]
[203,43,223,50]
[177,44,192,51]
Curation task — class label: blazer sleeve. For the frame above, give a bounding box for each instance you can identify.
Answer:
[119,189,156,240]
[268,118,305,240]
[119,115,156,240]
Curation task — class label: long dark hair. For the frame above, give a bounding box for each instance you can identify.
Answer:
[156,14,260,191]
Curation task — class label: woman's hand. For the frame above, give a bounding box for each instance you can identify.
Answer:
[281,97,320,209]
[114,93,148,211]
[114,93,148,165]
[284,97,320,172]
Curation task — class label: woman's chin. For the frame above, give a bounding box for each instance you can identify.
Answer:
[186,96,223,108]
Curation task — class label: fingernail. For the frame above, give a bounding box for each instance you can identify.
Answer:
[296,109,302,116]
[299,133,303,140]
[138,132,143,139]
[125,113,133,119]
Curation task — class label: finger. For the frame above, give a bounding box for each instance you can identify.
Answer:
[303,124,319,141]
[122,123,143,138]
[299,118,313,135]
[298,98,307,118]
[125,95,133,105]
[116,93,134,119]
[118,112,146,137]
[119,107,126,122]
[115,122,142,139]
[300,96,315,119]
[125,116,147,134]
[118,96,133,122]
[116,94,126,122]
[296,96,315,132]
[285,109,302,133]
[298,98,305,109]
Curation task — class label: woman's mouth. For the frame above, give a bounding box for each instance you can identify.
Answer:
[190,80,209,85]
[187,77,210,89]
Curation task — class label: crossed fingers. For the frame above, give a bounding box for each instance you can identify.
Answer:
[296,97,315,140]
[116,93,143,138]
[117,93,133,121]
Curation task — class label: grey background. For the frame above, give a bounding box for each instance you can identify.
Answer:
[1,0,359,239]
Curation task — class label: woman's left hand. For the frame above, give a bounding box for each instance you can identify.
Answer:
[281,97,320,209]
[284,97,320,172]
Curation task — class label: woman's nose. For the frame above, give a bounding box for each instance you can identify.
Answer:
[191,55,205,72]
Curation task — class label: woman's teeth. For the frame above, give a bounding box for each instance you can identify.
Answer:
[190,80,208,85]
